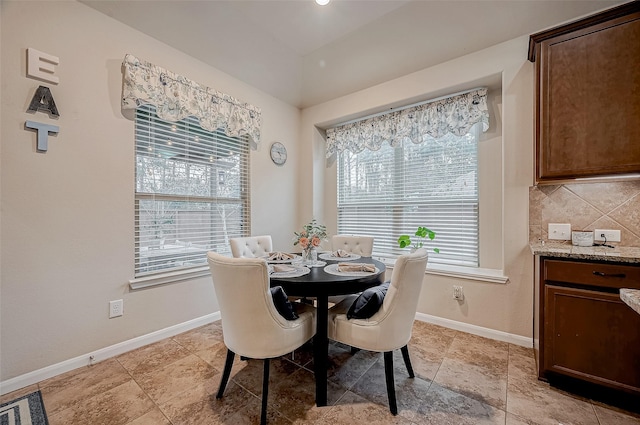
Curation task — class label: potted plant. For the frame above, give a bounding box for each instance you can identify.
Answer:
[398,226,440,253]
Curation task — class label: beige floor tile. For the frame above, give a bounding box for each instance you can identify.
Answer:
[172,322,224,353]
[350,356,434,423]
[230,356,302,396]
[269,366,348,423]
[117,338,190,377]
[125,407,172,425]
[47,380,155,425]
[326,343,379,389]
[40,358,131,416]
[403,344,445,381]
[506,412,540,424]
[506,370,599,425]
[446,333,509,375]
[593,404,640,425]
[135,354,218,405]
[434,357,507,410]
[314,391,414,425]
[413,381,506,425]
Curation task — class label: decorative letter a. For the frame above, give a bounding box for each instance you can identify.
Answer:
[27,85,60,118]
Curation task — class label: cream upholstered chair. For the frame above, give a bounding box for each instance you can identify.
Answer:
[328,235,375,304]
[327,248,428,415]
[331,234,374,257]
[207,252,316,425]
[230,235,273,258]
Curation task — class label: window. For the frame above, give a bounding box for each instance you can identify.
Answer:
[134,105,250,277]
[337,125,479,267]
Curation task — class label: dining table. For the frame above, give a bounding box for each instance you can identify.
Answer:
[269,254,386,407]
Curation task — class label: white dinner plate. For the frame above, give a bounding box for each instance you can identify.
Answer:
[270,266,310,278]
[323,263,379,277]
[318,252,361,261]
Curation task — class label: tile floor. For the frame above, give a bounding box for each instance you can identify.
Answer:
[2,320,639,425]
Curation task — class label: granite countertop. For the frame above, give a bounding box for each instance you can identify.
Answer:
[620,289,640,315]
[529,241,640,264]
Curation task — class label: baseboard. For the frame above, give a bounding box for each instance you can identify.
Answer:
[0,312,221,396]
[3,310,530,395]
[415,312,533,348]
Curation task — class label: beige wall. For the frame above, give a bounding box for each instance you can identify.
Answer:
[0,1,300,382]
[300,36,535,338]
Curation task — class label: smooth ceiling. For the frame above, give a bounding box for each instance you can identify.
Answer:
[82,0,628,108]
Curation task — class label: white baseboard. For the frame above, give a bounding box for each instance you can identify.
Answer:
[0,312,221,396]
[2,311,530,396]
[415,313,532,348]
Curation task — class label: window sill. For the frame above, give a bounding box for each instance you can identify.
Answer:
[129,266,210,290]
[378,258,508,284]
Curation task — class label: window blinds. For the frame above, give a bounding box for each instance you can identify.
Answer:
[337,127,479,267]
[134,105,250,277]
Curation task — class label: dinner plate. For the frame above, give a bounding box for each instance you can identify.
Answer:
[318,252,361,261]
[270,266,310,278]
[323,263,379,277]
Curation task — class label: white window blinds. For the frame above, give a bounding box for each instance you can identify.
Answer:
[337,126,479,267]
[134,105,250,277]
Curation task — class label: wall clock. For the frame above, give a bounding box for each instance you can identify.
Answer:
[270,142,287,165]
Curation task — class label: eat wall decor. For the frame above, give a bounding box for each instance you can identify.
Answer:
[25,48,60,152]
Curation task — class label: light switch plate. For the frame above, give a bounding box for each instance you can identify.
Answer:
[548,223,571,240]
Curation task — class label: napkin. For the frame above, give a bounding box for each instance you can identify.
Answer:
[272,264,297,273]
[332,249,351,258]
[337,262,376,273]
[267,252,295,261]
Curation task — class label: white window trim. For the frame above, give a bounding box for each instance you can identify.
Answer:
[129,266,210,290]
[378,256,508,284]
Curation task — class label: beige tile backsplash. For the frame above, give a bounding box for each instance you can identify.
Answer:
[529,181,640,247]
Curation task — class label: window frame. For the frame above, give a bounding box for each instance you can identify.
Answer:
[130,105,250,287]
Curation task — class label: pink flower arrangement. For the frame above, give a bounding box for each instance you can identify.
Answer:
[293,219,327,251]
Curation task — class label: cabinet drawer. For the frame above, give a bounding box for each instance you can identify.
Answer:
[544,259,640,290]
[544,284,640,393]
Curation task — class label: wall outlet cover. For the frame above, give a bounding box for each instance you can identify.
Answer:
[548,223,571,240]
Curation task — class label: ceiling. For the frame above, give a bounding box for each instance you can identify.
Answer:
[82,0,628,109]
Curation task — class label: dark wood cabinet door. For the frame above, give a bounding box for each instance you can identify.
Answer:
[531,4,640,182]
[544,284,640,394]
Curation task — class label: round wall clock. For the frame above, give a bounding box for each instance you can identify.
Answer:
[270,142,287,165]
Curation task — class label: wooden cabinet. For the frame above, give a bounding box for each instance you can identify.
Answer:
[529,3,640,183]
[534,257,640,396]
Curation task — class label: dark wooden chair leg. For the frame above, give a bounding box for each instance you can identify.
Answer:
[383,351,398,415]
[400,345,415,378]
[217,349,235,398]
[261,359,270,425]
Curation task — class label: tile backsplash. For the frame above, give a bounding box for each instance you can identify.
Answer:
[529,181,640,247]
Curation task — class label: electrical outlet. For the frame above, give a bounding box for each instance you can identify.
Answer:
[594,229,621,242]
[453,285,464,301]
[109,299,123,318]
[548,223,571,240]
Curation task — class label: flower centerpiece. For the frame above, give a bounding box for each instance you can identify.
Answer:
[293,218,327,264]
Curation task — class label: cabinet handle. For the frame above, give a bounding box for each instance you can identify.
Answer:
[592,271,626,278]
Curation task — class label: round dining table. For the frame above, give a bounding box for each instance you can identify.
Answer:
[270,256,386,407]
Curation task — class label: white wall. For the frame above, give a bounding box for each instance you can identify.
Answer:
[300,37,535,338]
[0,0,300,382]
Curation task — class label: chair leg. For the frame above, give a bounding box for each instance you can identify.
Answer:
[383,351,398,415]
[400,345,415,378]
[261,359,270,425]
[217,349,235,398]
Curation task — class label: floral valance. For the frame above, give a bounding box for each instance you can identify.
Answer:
[122,54,262,148]
[325,88,488,158]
